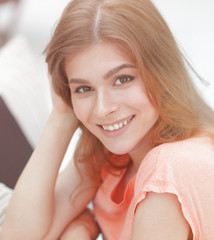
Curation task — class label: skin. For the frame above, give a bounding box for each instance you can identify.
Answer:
[66,42,159,170]
[132,193,192,240]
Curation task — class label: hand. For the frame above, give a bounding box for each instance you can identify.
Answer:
[48,74,79,131]
[60,209,101,240]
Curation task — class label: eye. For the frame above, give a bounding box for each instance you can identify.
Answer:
[114,75,135,86]
[74,86,94,93]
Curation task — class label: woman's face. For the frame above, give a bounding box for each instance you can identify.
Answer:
[65,42,159,158]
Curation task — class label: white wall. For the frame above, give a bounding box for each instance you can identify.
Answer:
[153,0,214,108]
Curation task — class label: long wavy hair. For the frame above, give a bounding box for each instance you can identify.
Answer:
[45,0,214,185]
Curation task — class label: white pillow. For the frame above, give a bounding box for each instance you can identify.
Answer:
[0,183,12,230]
[0,35,51,148]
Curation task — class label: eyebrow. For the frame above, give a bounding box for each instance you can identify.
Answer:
[68,63,136,84]
[103,63,136,80]
[68,78,89,84]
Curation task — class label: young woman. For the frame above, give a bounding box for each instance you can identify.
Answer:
[2,0,214,239]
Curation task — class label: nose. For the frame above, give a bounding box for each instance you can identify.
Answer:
[94,90,120,118]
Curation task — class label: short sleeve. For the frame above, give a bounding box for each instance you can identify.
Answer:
[133,137,214,240]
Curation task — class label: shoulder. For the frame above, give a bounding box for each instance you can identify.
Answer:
[156,136,214,175]
[132,192,191,240]
[158,135,214,160]
[133,136,214,239]
[135,136,214,193]
[140,136,214,173]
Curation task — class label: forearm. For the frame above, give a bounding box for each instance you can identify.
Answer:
[1,112,76,240]
[59,208,100,240]
[43,154,98,239]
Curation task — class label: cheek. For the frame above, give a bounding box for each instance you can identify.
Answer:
[142,99,159,126]
[131,87,159,119]
[127,87,148,107]
[72,98,92,124]
[72,100,83,121]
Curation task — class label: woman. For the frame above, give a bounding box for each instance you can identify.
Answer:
[2,0,214,239]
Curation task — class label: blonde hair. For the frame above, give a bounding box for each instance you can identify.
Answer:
[45,0,214,184]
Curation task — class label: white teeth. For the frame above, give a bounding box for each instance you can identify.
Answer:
[109,126,114,131]
[102,117,132,131]
[114,124,119,130]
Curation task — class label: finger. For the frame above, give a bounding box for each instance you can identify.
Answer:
[60,209,100,240]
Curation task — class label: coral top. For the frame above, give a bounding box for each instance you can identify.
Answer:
[93,136,214,240]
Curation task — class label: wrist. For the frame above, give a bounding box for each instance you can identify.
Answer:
[48,110,78,135]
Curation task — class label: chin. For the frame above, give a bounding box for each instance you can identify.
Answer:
[104,142,135,155]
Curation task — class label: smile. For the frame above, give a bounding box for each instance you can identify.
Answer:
[101,116,134,131]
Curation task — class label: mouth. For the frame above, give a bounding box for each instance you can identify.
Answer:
[101,115,134,131]
[98,115,135,137]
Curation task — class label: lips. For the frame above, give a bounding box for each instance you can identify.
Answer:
[102,117,131,131]
[99,115,135,132]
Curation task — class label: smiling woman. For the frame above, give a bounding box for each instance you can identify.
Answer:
[1,0,214,240]
[65,42,159,158]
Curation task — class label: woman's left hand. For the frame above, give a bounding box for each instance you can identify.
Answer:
[60,208,101,240]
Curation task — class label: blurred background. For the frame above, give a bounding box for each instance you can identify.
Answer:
[0,0,214,185]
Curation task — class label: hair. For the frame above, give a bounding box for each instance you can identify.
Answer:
[45,0,214,186]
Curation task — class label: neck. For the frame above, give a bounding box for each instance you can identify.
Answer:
[128,131,153,172]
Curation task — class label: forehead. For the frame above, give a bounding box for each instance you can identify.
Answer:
[64,42,135,77]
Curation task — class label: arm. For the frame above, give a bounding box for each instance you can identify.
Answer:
[1,83,98,240]
[59,208,100,240]
[132,192,192,240]
[43,155,98,239]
